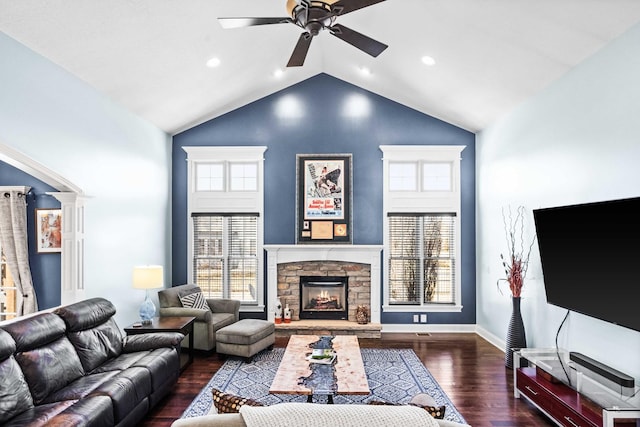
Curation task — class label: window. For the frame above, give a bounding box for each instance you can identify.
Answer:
[1,248,17,321]
[193,214,258,303]
[389,162,417,191]
[423,162,452,191]
[184,146,267,312]
[229,163,258,191]
[196,163,224,191]
[388,214,456,305]
[380,145,464,312]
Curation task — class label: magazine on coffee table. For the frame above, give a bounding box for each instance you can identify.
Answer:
[306,348,337,365]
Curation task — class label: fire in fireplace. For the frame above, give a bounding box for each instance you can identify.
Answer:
[299,276,348,320]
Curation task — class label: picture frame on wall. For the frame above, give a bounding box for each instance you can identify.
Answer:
[35,208,62,253]
[296,153,352,244]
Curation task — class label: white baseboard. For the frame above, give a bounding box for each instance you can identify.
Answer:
[381,324,477,334]
[474,325,505,352]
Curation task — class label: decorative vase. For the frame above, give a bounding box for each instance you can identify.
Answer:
[356,305,369,325]
[505,296,527,369]
[284,304,292,323]
[274,299,283,324]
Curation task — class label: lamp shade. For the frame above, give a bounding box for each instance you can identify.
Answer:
[132,265,164,290]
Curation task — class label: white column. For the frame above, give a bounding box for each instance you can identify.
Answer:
[48,192,87,304]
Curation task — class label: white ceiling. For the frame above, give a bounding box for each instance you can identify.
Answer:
[2,1,640,135]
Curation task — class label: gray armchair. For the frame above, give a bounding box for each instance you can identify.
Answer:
[158,284,240,352]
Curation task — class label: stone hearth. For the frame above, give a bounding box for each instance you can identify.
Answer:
[274,319,381,339]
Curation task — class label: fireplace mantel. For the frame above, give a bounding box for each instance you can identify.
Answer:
[264,245,383,323]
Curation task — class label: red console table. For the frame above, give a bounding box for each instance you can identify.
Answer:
[514,349,640,427]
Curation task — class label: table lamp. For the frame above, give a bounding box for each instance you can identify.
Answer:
[132,265,163,325]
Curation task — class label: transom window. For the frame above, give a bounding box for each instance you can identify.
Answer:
[195,162,258,192]
[389,162,417,191]
[423,162,452,191]
[196,163,224,191]
[229,163,258,191]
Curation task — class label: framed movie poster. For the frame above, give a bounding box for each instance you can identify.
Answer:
[35,208,62,253]
[296,154,352,244]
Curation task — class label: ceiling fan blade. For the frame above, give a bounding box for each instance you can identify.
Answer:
[329,23,387,57]
[287,32,313,67]
[331,0,386,16]
[218,17,293,29]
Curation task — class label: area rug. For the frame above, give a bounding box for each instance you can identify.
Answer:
[181,348,467,424]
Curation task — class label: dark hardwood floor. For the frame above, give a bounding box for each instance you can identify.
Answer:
[141,333,555,427]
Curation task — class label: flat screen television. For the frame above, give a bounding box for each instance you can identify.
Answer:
[533,197,640,333]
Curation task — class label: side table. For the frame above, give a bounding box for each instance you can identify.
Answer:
[124,316,195,372]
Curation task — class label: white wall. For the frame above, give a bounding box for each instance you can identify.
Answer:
[0,33,172,327]
[477,23,640,378]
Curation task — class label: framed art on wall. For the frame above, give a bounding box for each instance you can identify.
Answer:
[296,154,352,244]
[35,208,62,253]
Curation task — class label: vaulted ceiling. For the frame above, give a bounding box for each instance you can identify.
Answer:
[2,0,640,135]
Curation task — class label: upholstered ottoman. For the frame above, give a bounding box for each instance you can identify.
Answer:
[215,319,275,360]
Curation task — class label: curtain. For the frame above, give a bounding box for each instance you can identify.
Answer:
[0,189,38,315]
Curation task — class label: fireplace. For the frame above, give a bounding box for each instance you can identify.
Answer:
[299,276,348,320]
[264,245,383,323]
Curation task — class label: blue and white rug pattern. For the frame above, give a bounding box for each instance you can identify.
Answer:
[181,348,467,424]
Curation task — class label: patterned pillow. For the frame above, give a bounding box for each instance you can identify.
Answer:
[409,403,446,419]
[179,288,210,311]
[211,388,264,413]
[367,400,446,419]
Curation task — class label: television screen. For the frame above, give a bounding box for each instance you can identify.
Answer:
[533,197,640,333]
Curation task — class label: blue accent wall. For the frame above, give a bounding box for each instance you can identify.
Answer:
[0,160,61,309]
[173,73,476,325]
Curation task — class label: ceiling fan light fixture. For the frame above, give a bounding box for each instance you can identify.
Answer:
[219,0,387,67]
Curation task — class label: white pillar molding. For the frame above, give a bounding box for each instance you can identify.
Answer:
[47,192,87,305]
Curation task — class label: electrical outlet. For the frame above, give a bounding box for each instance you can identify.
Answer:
[413,314,419,323]
[420,314,427,323]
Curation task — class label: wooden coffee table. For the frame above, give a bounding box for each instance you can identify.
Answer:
[269,335,370,403]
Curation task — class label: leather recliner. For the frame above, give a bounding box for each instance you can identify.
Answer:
[0,297,183,427]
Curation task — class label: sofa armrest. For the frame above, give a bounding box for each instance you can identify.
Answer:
[159,307,212,322]
[208,299,240,322]
[123,332,184,353]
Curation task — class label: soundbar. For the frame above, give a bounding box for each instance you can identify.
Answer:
[569,352,635,392]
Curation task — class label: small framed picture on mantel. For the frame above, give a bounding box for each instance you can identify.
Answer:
[296,153,352,244]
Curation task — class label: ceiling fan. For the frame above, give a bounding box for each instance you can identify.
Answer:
[218,0,388,67]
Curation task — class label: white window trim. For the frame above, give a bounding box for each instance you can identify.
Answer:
[380,145,465,313]
[183,146,267,312]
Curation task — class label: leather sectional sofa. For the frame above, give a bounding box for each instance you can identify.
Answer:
[0,297,184,426]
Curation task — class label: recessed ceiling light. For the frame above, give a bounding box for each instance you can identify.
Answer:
[206,57,221,68]
[273,68,284,78]
[421,56,436,66]
[359,66,371,76]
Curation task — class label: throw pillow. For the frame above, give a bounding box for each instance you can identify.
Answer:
[211,388,264,413]
[178,287,210,311]
[367,400,446,420]
[408,403,446,419]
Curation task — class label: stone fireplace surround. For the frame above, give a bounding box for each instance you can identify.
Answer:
[264,245,383,324]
